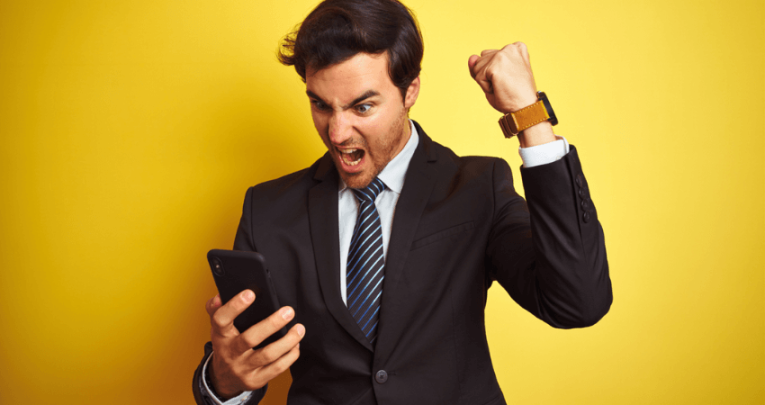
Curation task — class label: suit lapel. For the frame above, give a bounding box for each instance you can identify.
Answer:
[376,121,439,353]
[308,153,374,352]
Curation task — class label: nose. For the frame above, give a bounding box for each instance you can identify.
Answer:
[328,111,353,146]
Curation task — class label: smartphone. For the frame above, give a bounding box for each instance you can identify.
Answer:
[207,249,287,349]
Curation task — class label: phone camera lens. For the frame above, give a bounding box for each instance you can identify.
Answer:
[212,258,225,276]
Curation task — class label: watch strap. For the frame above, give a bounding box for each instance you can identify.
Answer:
[498,99,550,139]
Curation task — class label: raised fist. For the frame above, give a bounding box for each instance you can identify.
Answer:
[468,42,540,114]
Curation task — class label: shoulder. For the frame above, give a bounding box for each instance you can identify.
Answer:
[249,154,326,196]
[241,154,330,215]
[414,120,508,175]
[427,136,508,182]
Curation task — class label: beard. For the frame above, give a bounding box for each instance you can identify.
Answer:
[335,108,409,190]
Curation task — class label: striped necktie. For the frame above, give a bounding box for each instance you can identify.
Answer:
[346,177,386,345]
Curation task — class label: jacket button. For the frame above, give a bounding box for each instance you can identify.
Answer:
[375,370,388,384]
[580,199,589,210]
[583,211,591,223]
[576,173,584,188]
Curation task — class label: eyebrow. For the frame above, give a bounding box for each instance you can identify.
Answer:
[306,90,380,109]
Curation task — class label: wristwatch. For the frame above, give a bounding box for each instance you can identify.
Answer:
[498,91,558,138]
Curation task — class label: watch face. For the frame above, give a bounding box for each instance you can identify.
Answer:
[538,91,558,126]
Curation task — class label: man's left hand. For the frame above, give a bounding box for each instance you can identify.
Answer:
[468,42,539,114]
[469,42,556,147]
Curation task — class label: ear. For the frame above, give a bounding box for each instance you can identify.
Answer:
[403,76,420,109]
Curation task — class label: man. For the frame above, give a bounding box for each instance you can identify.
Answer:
[192,0,612,404]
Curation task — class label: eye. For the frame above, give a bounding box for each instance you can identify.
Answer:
[355,104,372,114]
[311,99,329,111]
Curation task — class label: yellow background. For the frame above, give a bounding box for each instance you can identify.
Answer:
[1,0,762,403]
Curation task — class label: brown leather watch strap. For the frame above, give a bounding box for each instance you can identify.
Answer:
[498,99,550,138]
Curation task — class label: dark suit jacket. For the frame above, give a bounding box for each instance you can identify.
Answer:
[193,121,612,405]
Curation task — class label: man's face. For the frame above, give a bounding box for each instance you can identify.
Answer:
[306,52,420,189]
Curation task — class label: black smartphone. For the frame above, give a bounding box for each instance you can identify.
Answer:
[207,249,287,349]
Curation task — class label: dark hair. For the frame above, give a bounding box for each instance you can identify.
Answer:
[278,0,423,100]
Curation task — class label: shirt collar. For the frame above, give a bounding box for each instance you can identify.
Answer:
[339,119,420,194]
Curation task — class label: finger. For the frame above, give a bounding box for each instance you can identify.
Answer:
[512,41,530,64]
[246,343,301,389]
[205,294,222,317]
[236,306,296,353]
[480,48,498,56]
[470,57,495,95]
[476,76,493,95]
[244,323,305,367]
[469,54,486,80]
[210,289,256,337]
[468,54,479,76]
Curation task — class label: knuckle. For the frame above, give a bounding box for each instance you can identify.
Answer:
[273,359,289,374]
[260,347,279,364]
[211,311,227,328]
[285,348,300,366]
[270,314,284,328]
[206,298,217,315]
[283,335,299,348]
[240,333,259,349]
[229,297,244,311]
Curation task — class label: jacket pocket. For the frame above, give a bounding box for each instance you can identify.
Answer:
[410,221,476,251]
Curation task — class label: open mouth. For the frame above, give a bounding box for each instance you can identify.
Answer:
[338,148,365,166]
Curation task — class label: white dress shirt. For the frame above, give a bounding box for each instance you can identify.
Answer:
[337,119,420,304]
[202,120,570,404]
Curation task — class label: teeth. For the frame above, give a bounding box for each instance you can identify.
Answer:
[341,154,362,166]
[339,149,357,154]
[339,150,362,166]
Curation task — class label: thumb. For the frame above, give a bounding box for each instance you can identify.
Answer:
[467,55,479,78]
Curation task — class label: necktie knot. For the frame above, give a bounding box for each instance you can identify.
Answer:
[352,177,385,203]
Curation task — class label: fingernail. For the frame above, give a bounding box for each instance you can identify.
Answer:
[242,290,254,302]
[296,324,305,337]
[280,307,294,320]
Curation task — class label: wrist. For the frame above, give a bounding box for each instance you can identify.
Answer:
[517,121,555,148]
[504,92,538,114]
[498,91,558,141]
[207,355,243,400]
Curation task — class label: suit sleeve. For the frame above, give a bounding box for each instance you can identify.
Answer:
[486,144,612,328]
[192,187,268,404]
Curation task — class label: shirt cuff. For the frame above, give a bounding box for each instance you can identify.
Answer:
[202,351,254,405]
[518,135,570,168]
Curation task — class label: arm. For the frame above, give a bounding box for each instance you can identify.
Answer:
[470,42,611,327]
[192,188,304,404]
[192,342,265,405]
[486,151,612,328]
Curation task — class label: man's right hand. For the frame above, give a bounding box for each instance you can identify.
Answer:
[205,290,305,400]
